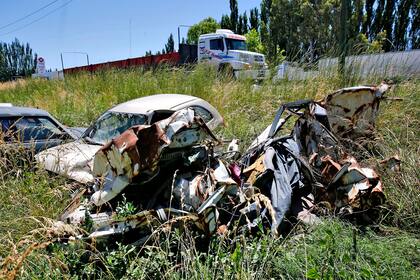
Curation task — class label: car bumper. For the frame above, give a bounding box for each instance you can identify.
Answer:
[235,69,270,80]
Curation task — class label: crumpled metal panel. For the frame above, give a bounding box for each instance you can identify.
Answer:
[91,109,218,206]
[242,84,387,227]
[321,82,390,138]
[323,156,385,210]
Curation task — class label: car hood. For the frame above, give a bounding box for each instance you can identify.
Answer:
[35,140,101,184]
[67,127,87,138]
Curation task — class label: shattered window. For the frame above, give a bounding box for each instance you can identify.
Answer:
[86,112,147,145]
[1,116,64,142]
[190,106,213,123]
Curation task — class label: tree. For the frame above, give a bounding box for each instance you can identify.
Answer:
[145,50,152,56]
[187,17,220,44]
[410,1,420,48]
[238,14,244,35]
[250,7,259,31]
[0,38,37,82]
[339,0,349,73]
[215,0,418,66]
[260,0,272,56]
[260,0,271,27]
[221,14,231,29]
[245,29,264,53]
[363,0,375,36]
[394,0,415,50]
[371,0,385,38]
[230,0,239,33]
[165,33,175,53]
[382,0,396,51]
[242,12,249,34]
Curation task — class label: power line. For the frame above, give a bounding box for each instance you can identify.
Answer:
[0,0,74,37]
[0,0,61,31]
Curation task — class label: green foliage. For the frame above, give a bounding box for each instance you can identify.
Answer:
[230,0,239,33]
[115,194,137,218]
[249,7,259,31]
[165,33,175,53]
[21,220,420,279]
[254,0,418,64]
[221,14,231,29]
[187,17,220,44]
[0,169,69,255]
[216,0,418,65]
[244,29,264,53]
[352,31,387,54]
[0,38,37,82]
[237,11,248,35]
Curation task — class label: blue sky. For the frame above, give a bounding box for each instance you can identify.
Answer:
[0,0,260,70]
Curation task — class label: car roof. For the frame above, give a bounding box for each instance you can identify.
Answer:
[0,105,52,118]
[109,94,199,114]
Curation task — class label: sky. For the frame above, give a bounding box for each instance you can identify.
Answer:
[0,0,261,70]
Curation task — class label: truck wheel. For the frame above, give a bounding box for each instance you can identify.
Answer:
[218,64,235,80]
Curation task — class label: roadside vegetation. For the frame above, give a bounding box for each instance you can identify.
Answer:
[0,65,418,279]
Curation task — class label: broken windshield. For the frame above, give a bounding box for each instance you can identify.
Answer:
[226,38,247,51]
[85,112,147,145]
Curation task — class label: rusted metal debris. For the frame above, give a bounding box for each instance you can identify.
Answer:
[320,83,390,139]
[54,83,390,245]
[380,155,401,172]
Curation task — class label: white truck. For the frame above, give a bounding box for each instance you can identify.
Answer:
[197,29,269,79]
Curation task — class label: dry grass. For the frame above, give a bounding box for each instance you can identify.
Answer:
[0,65,418,279]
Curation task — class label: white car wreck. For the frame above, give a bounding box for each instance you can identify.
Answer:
[36,94,223,184]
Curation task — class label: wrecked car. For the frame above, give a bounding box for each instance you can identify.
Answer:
[36,94,223,184]
[0,103,78,154]
[52,83,389,245]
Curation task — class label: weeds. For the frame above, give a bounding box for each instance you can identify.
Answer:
[0,65,418,279]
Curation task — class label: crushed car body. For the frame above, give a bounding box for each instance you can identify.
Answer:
[35,94,224,184]
[53,83,390,244]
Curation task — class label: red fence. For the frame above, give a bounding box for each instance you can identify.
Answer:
[64,52,181,75]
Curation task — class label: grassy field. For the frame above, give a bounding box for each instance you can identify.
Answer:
[0,65,419,279]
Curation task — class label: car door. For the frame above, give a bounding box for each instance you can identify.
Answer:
[1,116,71,153]
[208,38,225,65]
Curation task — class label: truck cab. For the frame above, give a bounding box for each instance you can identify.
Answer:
[197,29,269,80]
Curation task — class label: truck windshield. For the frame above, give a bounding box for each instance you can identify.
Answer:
[226,39,247,51]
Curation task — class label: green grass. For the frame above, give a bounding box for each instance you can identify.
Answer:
[0,65,419,279]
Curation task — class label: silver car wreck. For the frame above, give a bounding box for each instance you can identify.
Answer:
[49,83,390,244]
[36,94,224,184]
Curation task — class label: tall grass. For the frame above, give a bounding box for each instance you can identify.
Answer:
[0,64,418,279]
